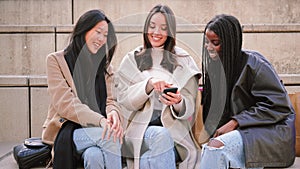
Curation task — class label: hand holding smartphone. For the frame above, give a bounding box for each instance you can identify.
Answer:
[163,87,178,95]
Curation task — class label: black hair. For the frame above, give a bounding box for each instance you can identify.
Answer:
[64,9,117,74]
[202,14,247,130]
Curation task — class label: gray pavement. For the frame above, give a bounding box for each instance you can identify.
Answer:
[1,142,299,169]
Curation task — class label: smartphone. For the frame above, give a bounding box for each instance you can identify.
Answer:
[163,87,178,94]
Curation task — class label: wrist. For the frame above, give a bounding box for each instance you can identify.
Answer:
[108,109,118,115]
[99,117,106,127]
[231,119,239,129]
[175,97,182,104]
[146,78,154,94]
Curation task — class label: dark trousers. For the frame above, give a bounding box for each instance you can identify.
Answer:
[53,121,81,169]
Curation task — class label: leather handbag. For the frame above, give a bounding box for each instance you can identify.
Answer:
[13,137,52,169]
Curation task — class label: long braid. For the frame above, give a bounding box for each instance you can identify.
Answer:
[202,14,246,132]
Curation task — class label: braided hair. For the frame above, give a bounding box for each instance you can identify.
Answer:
[202,14,247,133]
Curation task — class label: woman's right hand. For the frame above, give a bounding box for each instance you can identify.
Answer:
[147,78,172,93]
[100,112,124,144]
[213,119,239,138]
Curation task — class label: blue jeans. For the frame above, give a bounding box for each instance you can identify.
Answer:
[140,126,176,169]
[200,130,263,169]
[73,127,122,169]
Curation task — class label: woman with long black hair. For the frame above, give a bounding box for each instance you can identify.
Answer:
[200,14,295,169]
[42,9,123,169]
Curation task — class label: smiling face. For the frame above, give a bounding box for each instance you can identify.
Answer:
[85,20,108,54]
[147,12,168,48]
[204,29,221,60]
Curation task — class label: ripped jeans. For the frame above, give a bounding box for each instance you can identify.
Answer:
[200,130,263,169]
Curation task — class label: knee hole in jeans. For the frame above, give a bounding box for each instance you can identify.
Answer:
[207,139,225,148]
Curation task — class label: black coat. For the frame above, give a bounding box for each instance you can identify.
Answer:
[232,50,296,168]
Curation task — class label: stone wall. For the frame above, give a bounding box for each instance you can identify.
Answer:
[0,0,300,75]
[0,0,299,141]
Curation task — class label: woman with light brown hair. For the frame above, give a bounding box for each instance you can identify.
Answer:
[117,4,201,169]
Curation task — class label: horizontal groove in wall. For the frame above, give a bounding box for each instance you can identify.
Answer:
[279,74,300,85]
[0,25,55,33]
[0,75,29,86]
[0,74,299,86]
[0,24,300,34]
[0,75,47,87]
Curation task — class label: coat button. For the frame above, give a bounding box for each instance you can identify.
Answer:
[59,118,65,123]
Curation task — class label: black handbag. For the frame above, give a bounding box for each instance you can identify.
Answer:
[13,137,52,169]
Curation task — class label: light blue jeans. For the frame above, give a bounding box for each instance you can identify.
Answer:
[200,130,263,169]
[73,127,122,169]
[140,126,176,169]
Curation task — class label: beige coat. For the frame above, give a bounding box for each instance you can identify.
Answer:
[42,50,121,145]
[116,46,202,169]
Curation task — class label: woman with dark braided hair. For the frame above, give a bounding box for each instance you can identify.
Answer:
[200,14,295,169]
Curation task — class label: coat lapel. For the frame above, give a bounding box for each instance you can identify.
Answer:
[54,52,77,96]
